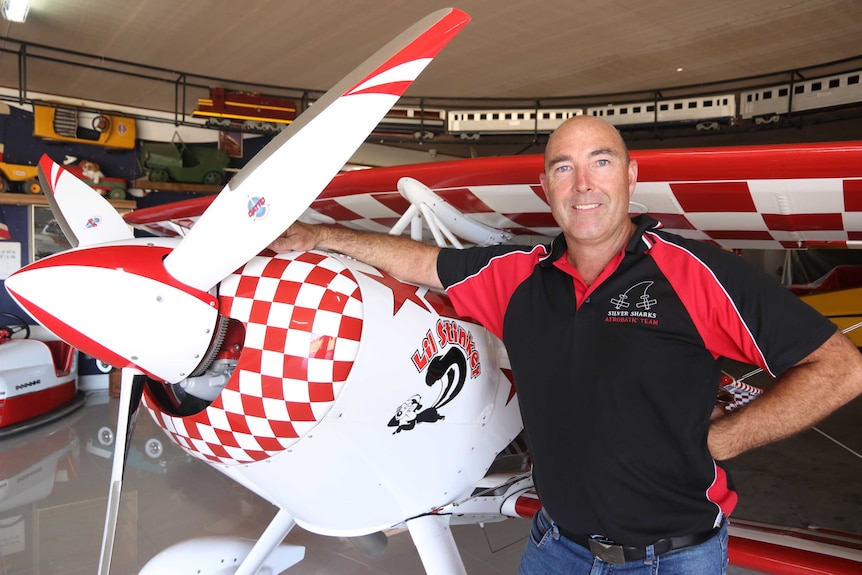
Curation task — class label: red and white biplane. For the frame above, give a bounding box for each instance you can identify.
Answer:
[4,7,862,575]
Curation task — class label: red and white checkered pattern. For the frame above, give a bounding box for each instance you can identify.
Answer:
[718,375,764,413]
[304,178,862,250]
[631,179,862,249]
[145,251,363,465]
[130,181,862,251]
[126,144,862,249]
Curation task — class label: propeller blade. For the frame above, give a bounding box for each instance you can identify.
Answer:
[163,8,470,292]
[98,368,146,575]
[37,155,133,247]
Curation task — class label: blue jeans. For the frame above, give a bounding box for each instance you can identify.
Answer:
[518,510,728,575]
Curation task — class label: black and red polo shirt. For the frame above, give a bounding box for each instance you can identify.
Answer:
[437,214,836,547]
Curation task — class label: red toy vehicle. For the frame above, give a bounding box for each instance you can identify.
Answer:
[0,312,85,435]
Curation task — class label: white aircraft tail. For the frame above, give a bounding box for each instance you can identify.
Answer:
[37,155,133,248]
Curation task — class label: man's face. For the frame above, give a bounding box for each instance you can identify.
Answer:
[540,117,638,246]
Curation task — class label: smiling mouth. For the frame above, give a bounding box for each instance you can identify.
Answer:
[574,203,600,210]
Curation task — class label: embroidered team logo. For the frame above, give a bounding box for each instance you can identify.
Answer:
[606,281,659,326]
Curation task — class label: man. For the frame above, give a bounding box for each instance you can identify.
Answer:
[270,116,862,573]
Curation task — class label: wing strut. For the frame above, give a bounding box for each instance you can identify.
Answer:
[389,177,512,247]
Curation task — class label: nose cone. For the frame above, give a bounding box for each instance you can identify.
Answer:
[5,241,220,382]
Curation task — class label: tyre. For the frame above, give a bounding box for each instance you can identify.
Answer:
[97,426,115,446]
[149,169,169,182]
[144,438,164,459]
[202,171,223,186]
[92,115,111,132]
[25,178,42,194]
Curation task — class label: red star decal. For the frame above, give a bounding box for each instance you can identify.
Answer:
[361,270,430,315]
[500,368,517,405]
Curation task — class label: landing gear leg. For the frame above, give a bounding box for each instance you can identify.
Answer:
[234,508,301,575]
[407,514,467,575]
[139,508,303,574]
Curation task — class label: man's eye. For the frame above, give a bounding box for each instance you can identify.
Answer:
[596,159,610,167]
[555,165,571,173]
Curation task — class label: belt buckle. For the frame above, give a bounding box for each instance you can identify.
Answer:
[588,538,627,565]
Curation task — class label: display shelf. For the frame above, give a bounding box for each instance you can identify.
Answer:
[130,177,222,194]
[0,192,136,210]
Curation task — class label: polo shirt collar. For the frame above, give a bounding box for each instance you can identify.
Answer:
[540,214,662,267]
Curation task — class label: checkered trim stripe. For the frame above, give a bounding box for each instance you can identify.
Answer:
[145,251,363,465]
[129,176,862,250]
[303,178,862,249]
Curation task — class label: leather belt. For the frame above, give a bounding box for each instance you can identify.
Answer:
[541,509,721,565]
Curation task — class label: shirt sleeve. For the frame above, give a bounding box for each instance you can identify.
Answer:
[437,244,542,340]
[649,233,837,377]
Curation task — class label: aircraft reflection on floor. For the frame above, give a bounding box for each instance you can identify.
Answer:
[0,390,521,574]
[0,387,860,574]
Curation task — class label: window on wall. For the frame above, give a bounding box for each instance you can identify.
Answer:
[29,205,131,263]
[31,206,72,262]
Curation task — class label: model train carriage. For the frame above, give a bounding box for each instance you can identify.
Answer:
[740,69,862,123]
[586,94,736,131]
[193,88,297,134]
[375,106,447,139]
[447,108,584,139]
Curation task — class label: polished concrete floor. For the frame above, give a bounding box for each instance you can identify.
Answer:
[0,375,860,575]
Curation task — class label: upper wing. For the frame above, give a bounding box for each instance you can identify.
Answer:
[126,140,862,250]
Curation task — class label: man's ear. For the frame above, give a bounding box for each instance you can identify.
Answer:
[628,159,638,197]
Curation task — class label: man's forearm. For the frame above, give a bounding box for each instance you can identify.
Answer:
[271,223,443,289]
[708,330,862,460]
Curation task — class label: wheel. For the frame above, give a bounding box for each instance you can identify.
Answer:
[24,178,42,194]
[207,117,232,129]
[148,169,169,182]
[144,438,163,459]
[92,115,111,132]
[754,114,780,126]
[97,426,115,446]
[107,187,126,200]
[202,171,223,186]
[0,176,8,194]
[0,312,29,340]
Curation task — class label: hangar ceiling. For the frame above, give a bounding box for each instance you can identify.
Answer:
[1,0,862,158]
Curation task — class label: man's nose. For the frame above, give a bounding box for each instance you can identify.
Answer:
[574,168,593,192]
